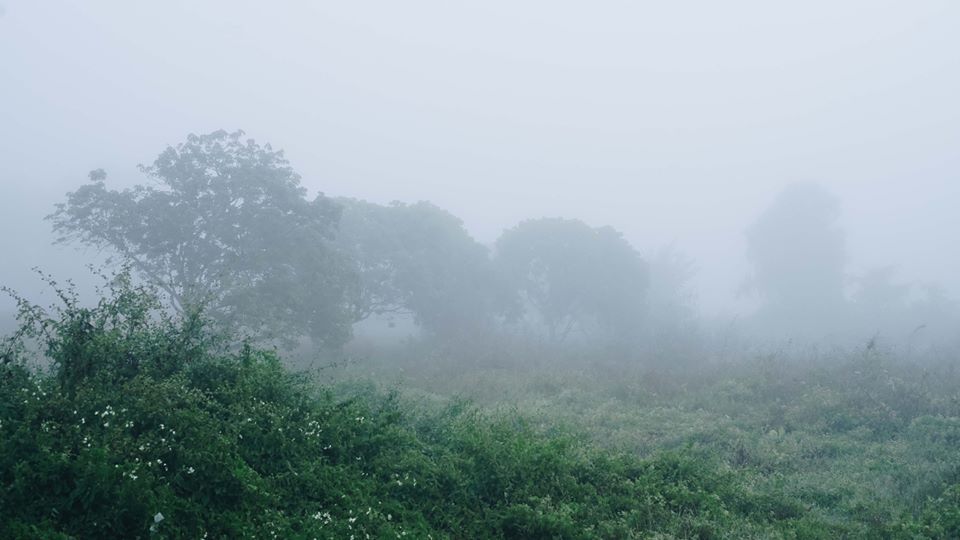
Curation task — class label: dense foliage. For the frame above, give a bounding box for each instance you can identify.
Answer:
[6,275,957,538]
[335,198,510,336]
[48,135,660,350]
[48,131,358,348]
[345,337,960,538]
[50,133,956,353]
[0,275,825,539]
[495,218,648,344]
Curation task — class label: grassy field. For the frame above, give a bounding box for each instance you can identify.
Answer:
[334,339,960,537]
[3,280,960,538]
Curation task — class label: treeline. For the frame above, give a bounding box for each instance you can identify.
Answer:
[742,183,959,349]
[48,130,959,361]
[49,130,661,352]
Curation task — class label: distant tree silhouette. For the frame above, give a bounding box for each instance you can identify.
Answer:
[495,218,647,345]
[334,198,510,337]
[744,183,846,336]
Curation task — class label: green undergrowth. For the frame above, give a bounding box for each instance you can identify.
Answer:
[2,277,959,538]
[337,340,960,538]
[0,278,842,538]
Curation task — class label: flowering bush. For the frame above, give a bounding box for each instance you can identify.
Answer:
[4,272,932,538]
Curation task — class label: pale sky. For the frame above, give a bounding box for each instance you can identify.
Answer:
[2,1,958,316]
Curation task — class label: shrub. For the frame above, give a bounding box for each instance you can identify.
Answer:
[0,272,861,538]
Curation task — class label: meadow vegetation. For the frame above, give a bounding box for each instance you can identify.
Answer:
[342,336,960,538]
[4,132,959,538]
[1,274,959,539]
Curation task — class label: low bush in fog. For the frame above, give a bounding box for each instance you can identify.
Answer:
[339,333,960,538]
[2,273,878,539]
[5,273,960,537]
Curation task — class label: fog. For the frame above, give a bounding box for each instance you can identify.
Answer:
[2,1,959,341]
[7,4,960,535]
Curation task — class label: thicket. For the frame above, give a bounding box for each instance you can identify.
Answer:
[0,273,960,538]
[0,273,872,539]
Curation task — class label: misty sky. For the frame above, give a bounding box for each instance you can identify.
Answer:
[1,1,958,315]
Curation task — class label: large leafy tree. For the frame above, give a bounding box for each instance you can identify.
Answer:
[744,182,846,335]
[49,130,358,348]
[334,198,508,336]
[494,218,648,344]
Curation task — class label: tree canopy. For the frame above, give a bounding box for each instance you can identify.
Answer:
[494,218,648,344]
[744,182,846,335]
[334,198,508,336]
[49,130,358,348]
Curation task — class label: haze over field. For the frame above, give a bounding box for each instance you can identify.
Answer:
[2,1,959,322]
[6,3,960,538]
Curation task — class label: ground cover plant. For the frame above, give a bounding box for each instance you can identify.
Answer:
[0,273,889,539]
[338,338,960,538]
